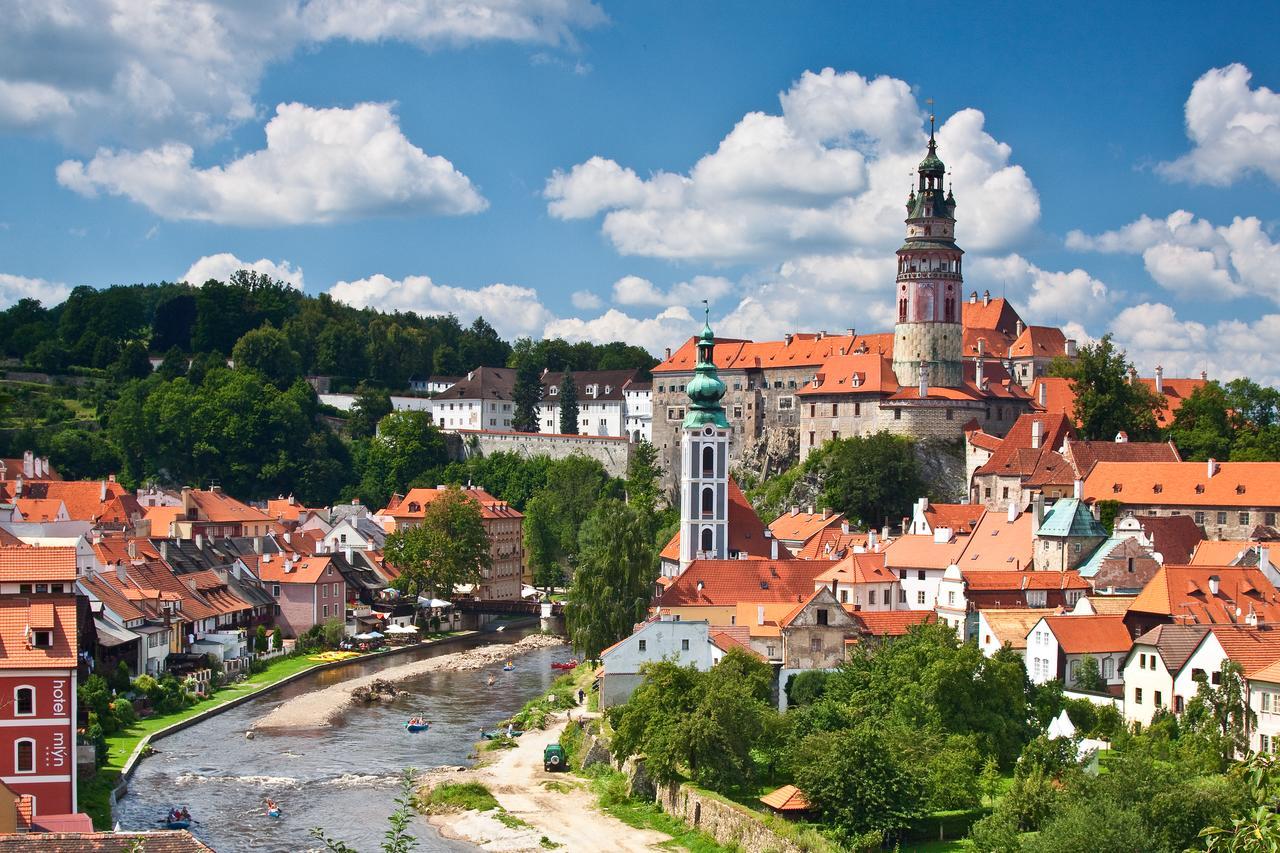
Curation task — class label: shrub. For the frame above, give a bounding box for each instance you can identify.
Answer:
[422,782,499,813]
[255,625,269,654]
[272,626,284,650]
[968,808,1022,853]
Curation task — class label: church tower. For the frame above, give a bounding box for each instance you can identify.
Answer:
[892,121,964,389]
[678,307,730,572]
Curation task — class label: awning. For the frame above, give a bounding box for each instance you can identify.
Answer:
[94,618,140,648]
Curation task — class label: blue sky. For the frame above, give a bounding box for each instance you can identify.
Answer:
[2,1,1280,379]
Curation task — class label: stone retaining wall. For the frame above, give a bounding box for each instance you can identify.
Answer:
[654,782,807,853]
[454,430,634,478]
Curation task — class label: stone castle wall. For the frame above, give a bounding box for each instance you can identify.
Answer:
[892,321,964,388]
[453,429,633,478]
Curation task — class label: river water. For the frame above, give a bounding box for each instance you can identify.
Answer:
[115,628,568,852]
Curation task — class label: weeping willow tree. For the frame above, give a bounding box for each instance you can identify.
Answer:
[565,498,656,658]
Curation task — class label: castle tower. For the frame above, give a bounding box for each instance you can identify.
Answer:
[892,121,964,389]
[679,306,730,572]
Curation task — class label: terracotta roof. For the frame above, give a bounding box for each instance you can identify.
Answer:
[659,479,773,562]
[850,609,936,636]
[967,428,1004,453]
[1208,625,1280,676]
[961,570,1090,591]
[1010,325,1069,359]
[795,527,868,560]
[1134,515,1204,565]
[15,497,67,521]
[768,509,845,544]
[266,496,317,521]
[1029,377,1076,420]
[654,333,894,375]
[540,369,642,402]
[657,559,835,607]
[144,505,185,536]
[1139,377,1208,427]
[980,608,1059,650]
[6,479,137,523]
[0,545,78,583]
[974,413,1075,478]
[257,554,336,585]
[760,784,810,811]
[182,570,253,616]
[709,629,762,658]
[1189,540,1258,566]
[0,595,77,668]
[1080,595,1137,615]
[1084,461,1280,508]
[922,504,985,535]
[0,831,213,852]
[884,534,967,570]
[1128,565,1280,625]
[1132,624,1211,674]
[733,601,799,636]
[30,814,95,833]
[0,528,21,546]
[815,551,898,587]
[796,353,899,397]
[1044,615,1133,654]
[958,510,1036,571]
[185,489,272,524]
[963,327,1015,360]
[380,486,522,521]
[1065,438,1182,479]
[0,456,60,480]
[962,295,1024,338]
[80,574,147,622]
[1247,657,1280,684]
[1023,450,1074,489]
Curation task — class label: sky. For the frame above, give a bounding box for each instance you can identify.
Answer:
[2,1,1280,380]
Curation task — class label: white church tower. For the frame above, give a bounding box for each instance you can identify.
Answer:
[678,306,731,573]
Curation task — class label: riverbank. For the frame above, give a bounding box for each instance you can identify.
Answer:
[254,632,568,730]
[424,711,673,852]
[81,630,479,828]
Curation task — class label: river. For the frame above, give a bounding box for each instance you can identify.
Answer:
[115,628,568,852]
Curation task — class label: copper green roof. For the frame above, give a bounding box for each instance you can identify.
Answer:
[683,308,729,429]
[1037,498,1107,539]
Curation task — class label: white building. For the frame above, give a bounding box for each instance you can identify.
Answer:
[1121,624,1212,725]
[599,617,738,708]
[1250,660,1280,754]
[975,608,1056,659]
[1025,615,1131,690]
[625,381,652,442]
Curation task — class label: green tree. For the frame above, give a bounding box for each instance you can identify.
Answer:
[1055,335,1162,441]
[819,432,925,528]
[565,499,655,658]
[1202,754,1280,852]
[272,627,283,650]
[624,440,664,535]
[155,346,188,380]
[980,755,1002,808]
[349,383,393,440]
[1072,654,1106,692]
[511,356,542,433]
[1184,659,1255,769]
[383,486,490,600]
[232,324,303,388]
[255,625,269,654]
[356,410,448,507]
[112,341,153,381]
[792,727,926,844]
[557,371,579,434]
[522,493,563,592]
[1168,381,1236,461]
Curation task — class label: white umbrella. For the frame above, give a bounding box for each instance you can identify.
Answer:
[386,624,419,634]
[418,597,454,609]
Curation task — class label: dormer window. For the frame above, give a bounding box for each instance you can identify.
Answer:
[1153,484,1162,494]
[1236,485,1246,495]
[30,631,52,648]
[1195,484,1205,494]
[1112,484,1122,493]
[549,386,558,396]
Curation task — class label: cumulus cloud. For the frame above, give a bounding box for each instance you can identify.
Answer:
[968,254,1114,325]
[56,102,486,225]
[0,0,603,148]
[1103,301,1280,384]
[544,306,696,355]
[570,290,603,310]
[1067,210,1280,301]
[544,68,1039,263]
[1159,64,1280,186]
[0,273,72,309]
[181,254,304,289]
[328,273,553,339]
[610,275,733,308]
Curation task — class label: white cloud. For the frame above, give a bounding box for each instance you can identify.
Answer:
[328,273,553,339]
[1159,64,1280,186]
[610,274,733,308]
[968,254,1114,325]
[544,68,1039,263]
[570,290,603,310]
[544,306,696,355]
[0,0,603,148]
[56,102,486,225]
[0,273,72,309]
[1067,210,1280,301]
[1104,301,1280,384]
[181,253,304,289]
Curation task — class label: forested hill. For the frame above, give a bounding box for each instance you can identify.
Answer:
[0,270,657,389]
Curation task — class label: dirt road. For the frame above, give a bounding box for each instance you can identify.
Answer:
[427,710,671,852]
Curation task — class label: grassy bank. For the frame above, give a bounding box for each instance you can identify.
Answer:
[81,633,467,828]
[581,765,737,853]
[421,781,531,830]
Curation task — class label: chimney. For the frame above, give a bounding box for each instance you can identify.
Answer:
[770,534,779,561]
[841,520,850,535]
[1008,502,1018,522]
[1037,382,1047,407]
[847,328,855,337]
[288,494,296,506]
[969,290,978,303]
[195,533,203,551]
[100,480,108,502]
[1208,575,1220,596]
[757,605,765,625]
[976,357,985,389]
[1073,478,1083,500]
[1016,320,1024,337]
[22,450,33,478]
[983,290,991,306]
[807,504,814,516]
[933,526,952,544]
[790,506,798,517]
[664,347,671,360]
[284,532,292,546]
[1065,339,1077,358]
[467,370,474,381]
[1126,366,1137,385]
[1207,458,1219,478]
[1154,365,1164,394]
[13,475,21,498]
[1033,494,1045,529]
[1115,431,1128,443]
[868,530,878,550]
[881,525,890,544]
[817,330,826,340]
[784,334,793,346]
[696,580,704,592]
[253,536,262,554]
[115,560,127,584]
[1201,369,1208,381]
[918,362,928,397]
[1031,419,1043,449]
[159,540,168,562]
[822,507,830,520]
[127,540,137,559]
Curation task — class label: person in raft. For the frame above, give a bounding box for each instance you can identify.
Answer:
[265,798,278,813]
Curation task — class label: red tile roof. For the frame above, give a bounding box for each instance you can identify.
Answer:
[659,479,773,562]
[963,295,1024,338]
[1010,326,1069,360]
[1139,377,1208,427]
[654,333,894,375]
[1022,450,1074,489]
[0,595,77,668]
[795,527,868,560]
[0,831,213,852]
[4,480,138,524]
[1208,625,1280,676]
[850,609,936,636]
[760,785,810,811]
[922,503,985,535]
[884,534,967,570]
[795,353,899,397]
[1129,565,1280,625]
[1029,377,1077,420]
[814,551,898,587]
[257,554,336,585]
[1044,615,1133,654]
[1064,438,1182,478]
[381,486,523,522]
[980,608,1060,650]
[1133,515,1204,565]
[1189,540,1257,566]
[657,559,835,607]
[768,509,845,544]
[958,510,1036,571]
[0,545,78,583]
[961,570,1090,591]
[144,505,185,536]
[186,488,272,524]
[15,497,66,521]
[710,629,761,658]
[1083,461,1280,508]
[182,570,254,616]
[974,413,1075,478]
[80,574,147,622]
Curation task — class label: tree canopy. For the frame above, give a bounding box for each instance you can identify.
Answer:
[1052,335,1162,441]
[383,486,490,600]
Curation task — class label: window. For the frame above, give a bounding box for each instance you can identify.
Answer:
[831,403,838,417]
[34,584,47,594]
[917,590,927,605]
[321,584,327,598]
[701,487,714,516]
[1175,695,1185,713]
[947,590,955,605]
[31,631,51,648]
[1240,512,1251,525]
[854,402,861,417]
[899,588,907,603]
[702,445,715,476]
[1194,511,1205,524]
[1134,688,1143,704]
[810,637,822,652]
[917,570,926,581]
[766,645,776,657]
[817,608,829,625]
[894,409,901,420]
[1268,512,1277,526]
[1263,734,1272,754]
[1150,656,1157,671]
[1264,691,1273,713]
[1154,690,1163,708]
[1026,590,1047,607]
[700,528,714,553]
[681,639,690,651]
[840,589,848,603]
[1217,511,1228,525]
[17,584,31,594]
[869,590,878,605]
[272,584,281,597]
[1102,658,1114,679]
[638,639,647,652]
[1139,653,1147,668]
[733,406,743,418]
[1002,487,1009,499]
[14,739,34,774]
[322,605,328,617]
[14,686,34,716]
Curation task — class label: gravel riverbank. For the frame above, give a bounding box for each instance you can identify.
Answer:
[253,633,568,730]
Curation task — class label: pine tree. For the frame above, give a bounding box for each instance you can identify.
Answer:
[558,371,579,434]
[512,358,542,433]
